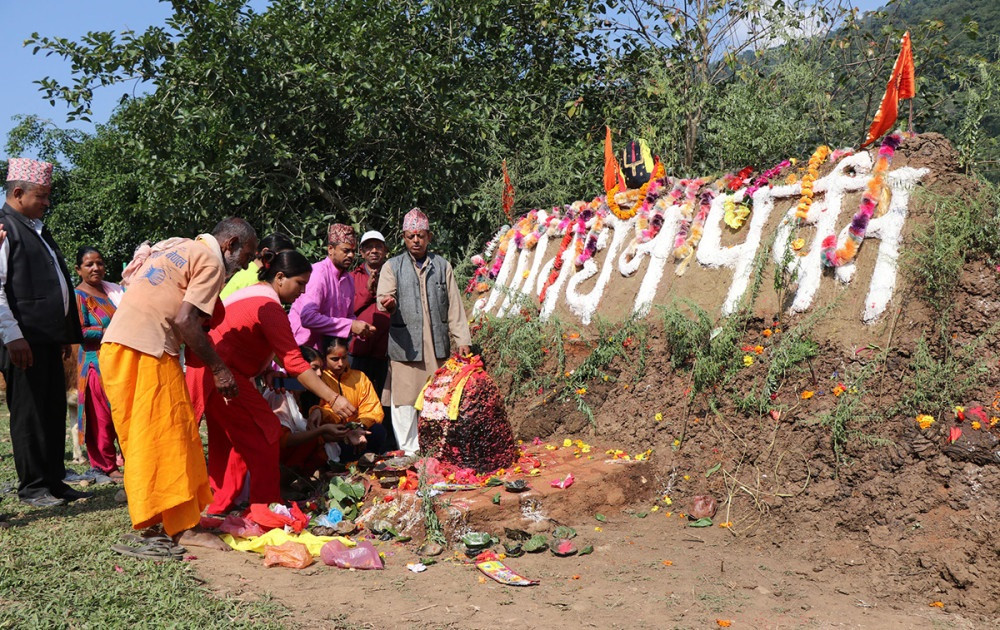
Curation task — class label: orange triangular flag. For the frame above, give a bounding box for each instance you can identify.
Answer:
[501,159,514,222]
[897,31,915,100]
[603,126,626,194]
[861,31,916,148]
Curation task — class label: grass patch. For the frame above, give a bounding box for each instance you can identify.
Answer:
[0,404,288,629]
[472,300,567,399]
[904,180,1000,313]
[894,319,1000,422]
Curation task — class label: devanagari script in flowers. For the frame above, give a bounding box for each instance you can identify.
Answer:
[469,148,928,325]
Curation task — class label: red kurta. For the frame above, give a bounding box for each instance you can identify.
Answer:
[185,283,312,513]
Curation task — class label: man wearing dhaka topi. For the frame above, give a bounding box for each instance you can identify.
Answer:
[0,158,84,508]
[377,208,471,454]
[100,219,256,555]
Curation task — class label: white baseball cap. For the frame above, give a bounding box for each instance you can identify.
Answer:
[359,230,385,245]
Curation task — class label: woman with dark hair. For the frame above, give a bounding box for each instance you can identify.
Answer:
[185,249,366,514]
[68,246,124,484]
[309,336,387,456]
[219,232,295,299]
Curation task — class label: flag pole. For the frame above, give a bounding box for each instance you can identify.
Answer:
[908,98,914,134]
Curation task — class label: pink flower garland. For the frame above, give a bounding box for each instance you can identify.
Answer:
[821,133,901,268]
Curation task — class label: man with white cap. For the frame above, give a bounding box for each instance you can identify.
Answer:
[0,158,85,508]
[349,230,392,449]
[377,209,471,454]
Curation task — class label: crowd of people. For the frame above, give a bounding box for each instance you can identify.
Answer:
[0,157,472,555]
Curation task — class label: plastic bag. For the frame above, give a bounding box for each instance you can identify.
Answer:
[315,508,343,528]
[263,541,314,569]
[249,502,310,533]
[690,495,718,519]
[219,514,265,538]
[320,540,384,570]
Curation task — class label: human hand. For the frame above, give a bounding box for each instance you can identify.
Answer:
[378,295,396,312]
[329,394,357,419]
[7,338,32,369]
[347,428,369,447]
[320,423,350,442]
[307,407,324,430]
[350,319,376,339]
[212,366,239,399]
[263,370,286,393]
[458,345,471,357]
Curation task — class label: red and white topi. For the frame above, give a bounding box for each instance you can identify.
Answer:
[6,157,53,187]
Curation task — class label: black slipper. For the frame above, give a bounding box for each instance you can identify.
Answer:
[111,543,184,561]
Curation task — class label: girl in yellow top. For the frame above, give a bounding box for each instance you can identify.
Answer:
[309,337,387,455]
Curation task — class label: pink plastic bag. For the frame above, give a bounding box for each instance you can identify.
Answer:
[220,514,265,538]
[320,540,384,570]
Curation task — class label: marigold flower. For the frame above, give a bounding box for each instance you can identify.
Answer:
[719,521,733,528]
[563,438,572,447]
[801,390,814,400]
[575,387,587,395]
[662,560,673,566]
[972,421,982,430]
[683,475,690,481]
[655,412,663,422]
[832,384,846,397]
[991,416,1000,427]
[791,238,805,251]
[762,329,773,337]
[754,345,765,354]
[672,439,681,447]
[717,621,733,628]
[929,601,944,608]
[743,355,754,367]
[651,505,660,512]
[916,414,934,430]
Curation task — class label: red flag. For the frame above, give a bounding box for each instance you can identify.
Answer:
[603,125,626,195]
[861,31,915,148]
[501,159,514,222]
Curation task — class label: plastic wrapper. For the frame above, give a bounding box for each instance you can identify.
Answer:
[263,541,314,569]
[320,540,384,570]
[690,495,717,519]
[219,514,265,538]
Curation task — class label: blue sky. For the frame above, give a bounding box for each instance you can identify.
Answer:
[1,0,888,161]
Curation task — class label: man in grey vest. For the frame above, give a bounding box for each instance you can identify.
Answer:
[376,208,470,454]
[0,158,85,508]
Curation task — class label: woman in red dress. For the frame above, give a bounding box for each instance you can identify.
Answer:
[185,250,366,513]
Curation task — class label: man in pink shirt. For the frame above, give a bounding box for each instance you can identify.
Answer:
[290,223,374,349]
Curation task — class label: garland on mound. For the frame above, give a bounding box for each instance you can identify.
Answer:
[821,133,901,267]
[469,136,905,305]
[415,355,518,473]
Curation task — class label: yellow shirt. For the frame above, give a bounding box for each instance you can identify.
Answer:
[311,367,384,427]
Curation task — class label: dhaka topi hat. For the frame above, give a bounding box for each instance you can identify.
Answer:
[402,208,429,232]
[6,158,53,187]
[327,223,357,247]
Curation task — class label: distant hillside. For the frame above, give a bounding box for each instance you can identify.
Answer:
[882,0,999,60]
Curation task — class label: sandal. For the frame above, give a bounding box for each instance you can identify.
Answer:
[123,532,181,549]
[111,543,184,561]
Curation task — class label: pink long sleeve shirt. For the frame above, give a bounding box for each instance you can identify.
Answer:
[289,257,356,349]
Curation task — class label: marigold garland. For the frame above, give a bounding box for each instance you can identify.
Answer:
[821,133,901,267]
[795,145,830,223]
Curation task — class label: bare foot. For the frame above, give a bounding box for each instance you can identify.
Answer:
[175,528,231,551]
